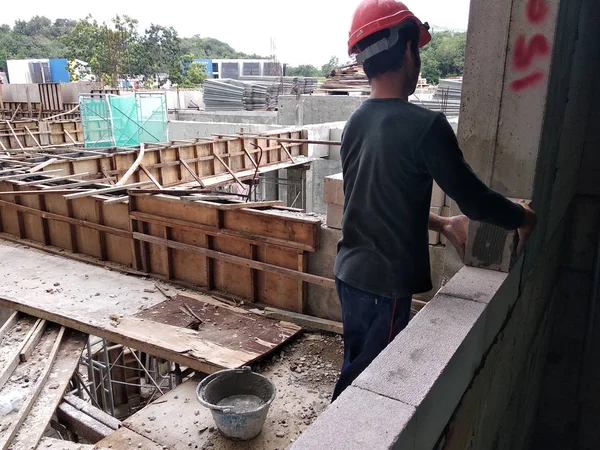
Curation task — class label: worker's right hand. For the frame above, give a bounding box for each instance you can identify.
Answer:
[517,201,537,255]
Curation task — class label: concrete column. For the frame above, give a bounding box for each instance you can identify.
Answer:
[458,0,563,270]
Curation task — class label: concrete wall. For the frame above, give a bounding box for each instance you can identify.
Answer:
[1,83,41,103]
[278,95,368,126]
[443,0,600,448]
[0,82,94,104]
[167,121,282,140]
[174,110,278,125]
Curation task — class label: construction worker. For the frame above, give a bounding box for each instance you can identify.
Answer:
[332,0,537,401]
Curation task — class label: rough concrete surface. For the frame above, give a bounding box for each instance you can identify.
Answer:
[290,386,416,450]
[278,95,368,126]
[168,121,281,140]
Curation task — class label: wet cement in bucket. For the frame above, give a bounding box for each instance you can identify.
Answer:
[217,394,265,413]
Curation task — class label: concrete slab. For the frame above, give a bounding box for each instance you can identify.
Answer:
[175,110,278,125]
[353,295,486,450]
[290,386,417,450]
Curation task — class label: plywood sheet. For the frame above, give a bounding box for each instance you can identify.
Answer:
[0,242,300,374]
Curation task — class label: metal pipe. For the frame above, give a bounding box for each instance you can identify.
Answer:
[102,339,116,416]
[85,338,98,406]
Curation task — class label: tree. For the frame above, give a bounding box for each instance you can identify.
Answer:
[180,35,264,59]
[181,62,207,87]
[321,56,339,77]
[285,64,321,77]
[419,30,467,84]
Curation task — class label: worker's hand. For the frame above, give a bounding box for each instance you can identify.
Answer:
[441,215,469,259]
[517,201,537,255]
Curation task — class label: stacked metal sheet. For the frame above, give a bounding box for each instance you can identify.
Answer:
[409,78,462,117]
[204,76,319,111]
[203,79,245,111]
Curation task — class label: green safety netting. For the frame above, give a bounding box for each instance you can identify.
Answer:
[79,93,168,148]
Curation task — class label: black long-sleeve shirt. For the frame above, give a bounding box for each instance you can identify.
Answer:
[333,99,525,298]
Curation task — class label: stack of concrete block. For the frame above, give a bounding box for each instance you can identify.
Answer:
[323,173,344,229]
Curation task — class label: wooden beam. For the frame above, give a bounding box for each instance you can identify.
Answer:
[0,169,63,182]
[139,164,162,189]
[0,326,65,450]
[179,159,205,187]
[5,121,24,150]
[18,172,92,185]
[0,311,19,340]
[132,232,335,289]
[213,153,245,188]
[63,181,153,200]
[24,126,43,149]
[116,143,145,186]
[63,394,121,430]
[262,307,343,334]
[19,319,47,362]
[56,402,114,443]
[0,318,42,387]
[28,158,58,173]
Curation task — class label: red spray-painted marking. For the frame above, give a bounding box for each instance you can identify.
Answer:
[527,0,549,24]
[513,34,551,70]
[511,72,545,92]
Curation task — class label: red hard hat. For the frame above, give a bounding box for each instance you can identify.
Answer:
[348,0,432,57]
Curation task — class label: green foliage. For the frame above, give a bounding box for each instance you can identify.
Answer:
[0,17,75,69]
[180,35,263,59]
[321,56,339,77]
[420,30,467,84]
[286,64,321,77]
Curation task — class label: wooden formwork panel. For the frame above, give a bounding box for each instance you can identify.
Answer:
[129,194,322,312]
[0,132,333,314]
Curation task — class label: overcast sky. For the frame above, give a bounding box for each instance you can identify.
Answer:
[1,0,470,66]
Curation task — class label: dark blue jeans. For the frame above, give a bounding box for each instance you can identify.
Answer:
[332,277,412,401]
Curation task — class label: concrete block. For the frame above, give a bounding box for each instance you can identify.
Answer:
[307,226,342,321]
[431,182,446,207]
[438,266,508,304]
[290,386,417,450]
[353,295,486,450]
[323,173,344,205]
[326,203,343,230]
[306,159,342,215]
[464,220,515,272]
[305,124,334,158]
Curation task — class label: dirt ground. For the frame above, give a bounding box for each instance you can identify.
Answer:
[197,331,344,450]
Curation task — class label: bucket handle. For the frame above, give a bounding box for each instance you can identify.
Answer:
[196,366,252,412]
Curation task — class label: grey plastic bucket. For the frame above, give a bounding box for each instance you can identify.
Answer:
[195,366,276,441]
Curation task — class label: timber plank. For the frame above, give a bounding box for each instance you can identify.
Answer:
[10,330,88,450]
[0,327,65,450]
